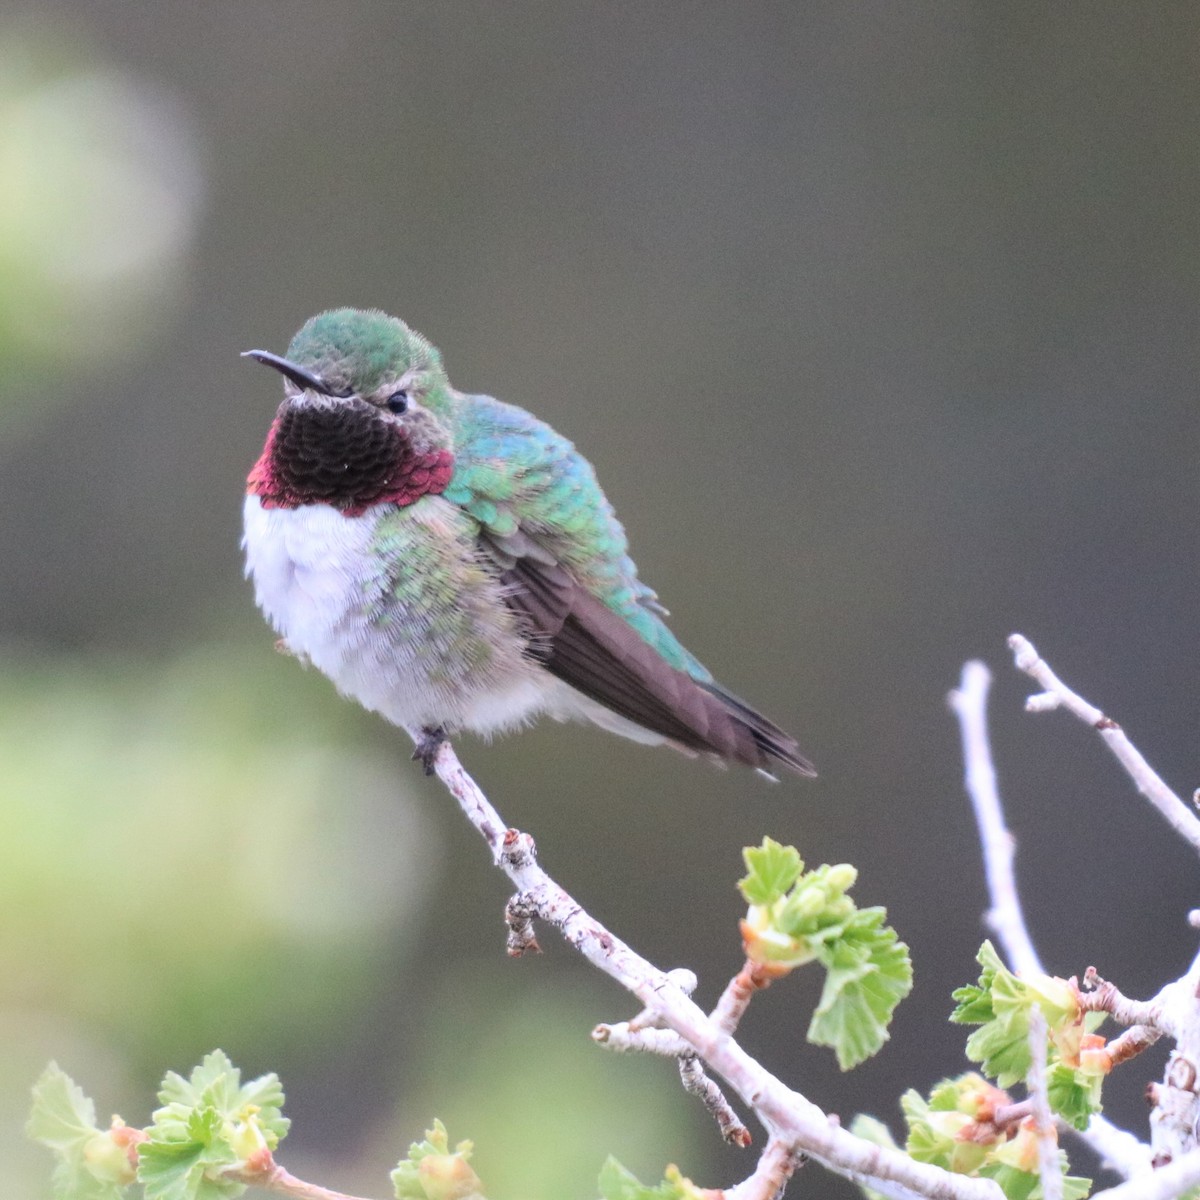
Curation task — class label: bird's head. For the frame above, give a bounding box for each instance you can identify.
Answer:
[244,308,456,515]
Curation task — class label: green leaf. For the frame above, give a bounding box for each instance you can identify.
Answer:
[738,843,910,1065]
[738,838,803,905]
[1058,1174,1093,1200]
[962,1011,1032,1089]
[138,1137,238,1200]
[953,941,1095,1111]
[808,908,913,1069]
[597,1158,653,1200]
[980,1160,1091,1200]
[954,943,1034,1088]
[595,1158,705,1200]
[1047,1062,1103,1131]
[152,1051,288,1146]
[950,941,1004,1024]
[391,1119,485,1200]
[28,1064,132,1200]
[979,1163,1038,1200]
[900,1088,978,1174]
[140,1051,290,1200]
[28,1063,99,1157]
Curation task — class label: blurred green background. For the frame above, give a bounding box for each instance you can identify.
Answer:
[2,4,1198,1197]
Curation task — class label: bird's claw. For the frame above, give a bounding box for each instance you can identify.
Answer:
[412,726,448,776]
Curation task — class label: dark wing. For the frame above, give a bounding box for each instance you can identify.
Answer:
[445,392,815,776]
[499,552,816,776]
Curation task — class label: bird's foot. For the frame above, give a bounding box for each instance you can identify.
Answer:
[411,726,448,776]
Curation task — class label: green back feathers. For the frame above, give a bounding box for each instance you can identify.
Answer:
[446,393,711,681]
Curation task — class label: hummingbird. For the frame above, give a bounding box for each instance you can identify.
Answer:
[242,309,814,778]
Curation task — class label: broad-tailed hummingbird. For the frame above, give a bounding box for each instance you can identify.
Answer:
[243,309,814,777]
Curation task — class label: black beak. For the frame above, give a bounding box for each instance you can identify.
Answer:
[242,349,349,396]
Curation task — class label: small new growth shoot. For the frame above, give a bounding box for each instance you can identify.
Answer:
[899,1075,1091,1200]
[596,1158,719,1200]
[138,1050,290,1200]
[391,1121,485,1200]
[28,1063,143,1200]
[951,942,1110,1132]
[738,837,913,1069]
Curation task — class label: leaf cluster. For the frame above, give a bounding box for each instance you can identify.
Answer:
[853,1074,1092,1200]
[951,942,1108,1130]
[901,1075,1090,1200]
[738,837,913,1069]
[30,1054,709,1200]
[28,1064,135,1200]
[29,1052,290,1200]
[596,1158,712,1200]
[138,1050,289,1200]
[391,1120,486,1200]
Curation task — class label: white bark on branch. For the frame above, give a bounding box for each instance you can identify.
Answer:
[1087,1147,1200,1200]
[949,658,1154,1180]
[1007,635,1200,855]
[407,726,1004,1200]
[948,661,1043,977]
[1025,1011,1061,1200]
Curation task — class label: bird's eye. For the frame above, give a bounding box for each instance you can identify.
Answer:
[385,390,409,414]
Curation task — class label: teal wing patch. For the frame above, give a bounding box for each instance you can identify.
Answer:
[444,393,710,681]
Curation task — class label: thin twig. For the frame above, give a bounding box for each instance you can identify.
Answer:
[233,1160,374,1200]
[1007,634,1200,855]
[725,1137,803,1200]
[1079,968,1176,1038]
[679,1054,753,1146]
[948,661,1043,976]
[409,728,1005,1200]
[713,960,774,1036]
[1087,1146,1200,1200]
[951,658,1153,1178]
[1101,1025,1164,1069]
[593,1023,690,1056]
[1025,1011,1061,1200]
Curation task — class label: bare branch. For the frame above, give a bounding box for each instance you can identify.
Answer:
[952,657,1154,1177]
[409,728,1005,1200]
[593,1022,691,1056]
[948,660,1043,976]
[1087,1146,1200,1200]
[1079,968,1176,1039]
[725,1137,803,1200]
[713,959,774,1036]
[1025,1011,1061,1200]
[231,1159,375,1200]
[1007,634,1200,855]
[1081,1115,1156,1179]
[679,1053,753,1146]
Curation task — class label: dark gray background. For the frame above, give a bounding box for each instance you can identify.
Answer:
[4,5,1198,1197]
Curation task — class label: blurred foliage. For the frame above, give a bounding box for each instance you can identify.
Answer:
[0,24,200,418]
[0,643,433,1197]
[0,643,431,1067]
[29,1047,700,1200]
[397,971,701,1200]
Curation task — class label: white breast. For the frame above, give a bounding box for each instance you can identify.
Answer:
[241,495,559,736]
[242,496,379,666]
